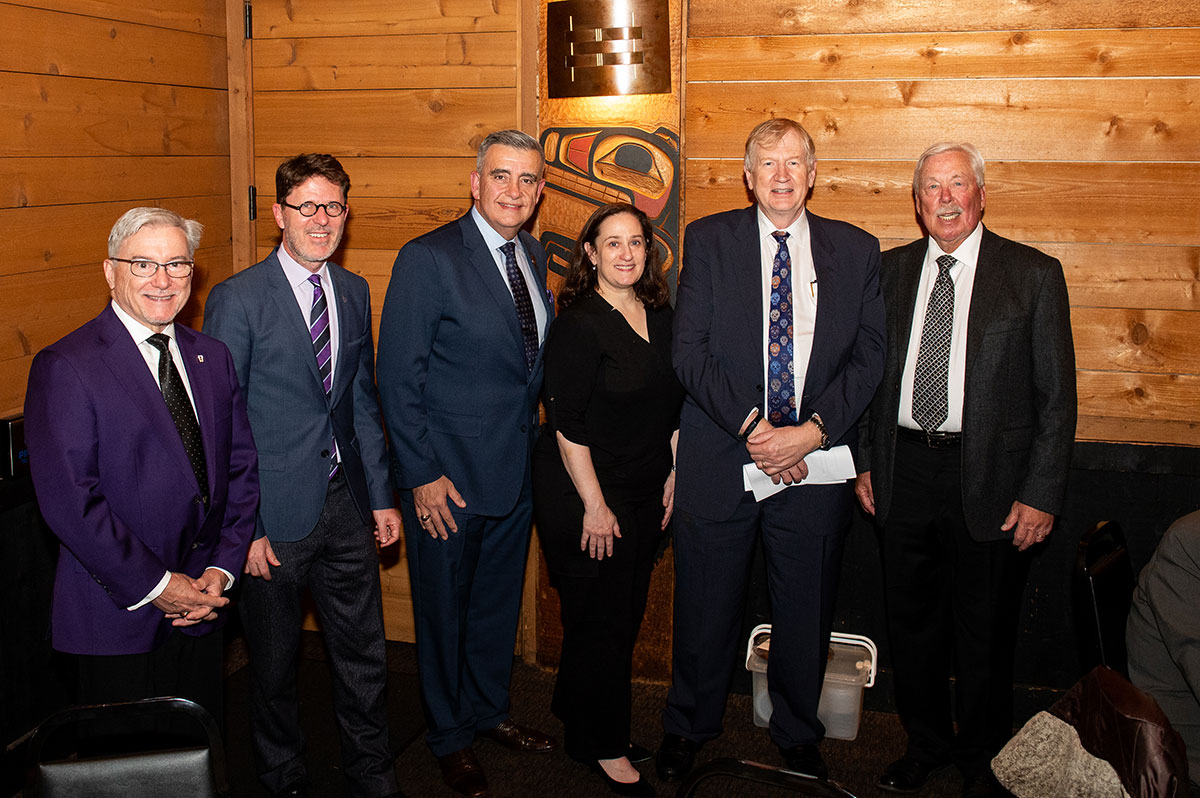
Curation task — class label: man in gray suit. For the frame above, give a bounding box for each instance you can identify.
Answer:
[855,142,1076,798]
[203,154,404,798]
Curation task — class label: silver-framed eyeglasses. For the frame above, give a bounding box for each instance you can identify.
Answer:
[110,258,195,278]
[281,200,347,218]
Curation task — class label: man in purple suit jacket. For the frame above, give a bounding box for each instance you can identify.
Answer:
[25,207,259,722]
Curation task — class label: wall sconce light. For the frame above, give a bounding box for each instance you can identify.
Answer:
[547,0,671,98]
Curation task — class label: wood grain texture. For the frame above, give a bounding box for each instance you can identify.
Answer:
[1077,371,1200,423]
[1076,415,1200,446]
[1072,308,1200,375]
[227,0,256,273]
[253,33,516,90]
[1,156,230,209]
[1049,244,1200,312]
[685,79,1200,162]
[251,0,517,38]
[253,156,474,200]
[683,160,1200,246]
[8,196,233,277]
[688,29,1200,81]
[0,4,226,88]
[254,198,472,251]
[2,0,225,35]
[252,88,517,157]
[1,73,229,157]
[687,0,1200,38]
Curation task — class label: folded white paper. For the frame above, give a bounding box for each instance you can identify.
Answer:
[741,445,857,502]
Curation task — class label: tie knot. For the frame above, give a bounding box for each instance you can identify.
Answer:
[146,333,170,352]
[501,241,517,260]
[771,231,789,244]
[936,254,956,272]
[308,273,322,288]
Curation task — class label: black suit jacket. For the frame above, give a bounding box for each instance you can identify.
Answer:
[859,226,1076,540]
[673,206,886,522]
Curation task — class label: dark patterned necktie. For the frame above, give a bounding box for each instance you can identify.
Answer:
[308,274,338,478]
[146,333,209,503]
[766,231,796,426]
[501,241,539,372]
[912,254,957,432]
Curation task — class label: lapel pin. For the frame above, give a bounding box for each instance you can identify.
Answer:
[197,354,205,363]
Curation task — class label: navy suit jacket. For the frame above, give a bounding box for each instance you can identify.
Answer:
[202,250,393,541]
[858,227,1076,540]
[377,214,551,517]
[25,305,259,655]
[673,206,886,522]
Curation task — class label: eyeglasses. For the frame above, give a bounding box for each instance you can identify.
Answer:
[281,201,347,218]
[110,258,195,278]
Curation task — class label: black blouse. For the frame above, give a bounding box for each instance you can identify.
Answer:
[540,291,684,497]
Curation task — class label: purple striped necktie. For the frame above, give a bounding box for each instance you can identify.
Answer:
[308,274,338,478]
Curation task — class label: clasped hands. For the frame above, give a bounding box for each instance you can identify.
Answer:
[152,568,229,627]
[745,419,823,485]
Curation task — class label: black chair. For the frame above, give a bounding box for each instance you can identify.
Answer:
[1073,520,1136,678]
[675,758,859,797]
[23,697,227,797]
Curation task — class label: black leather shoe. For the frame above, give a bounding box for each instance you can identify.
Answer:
[962,773,1011,798]
[627,742,653,763]
[477,718,558,753]
[656,733,701,782]
[587,761,656,797]
[437,748,490,797]
[878,755,952,793]
[779,744,828,780]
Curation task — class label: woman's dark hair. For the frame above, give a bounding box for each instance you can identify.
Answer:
[558,203,669,310]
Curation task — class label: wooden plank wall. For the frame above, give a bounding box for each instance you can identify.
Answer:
[249,0,534,641]
[685,0,1200,447]
[3,0,233,417]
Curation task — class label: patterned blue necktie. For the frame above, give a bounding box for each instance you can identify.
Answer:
[767,231,796,426]
[912,254,956,432]
[308,274,338,478]
[501,241,539,372]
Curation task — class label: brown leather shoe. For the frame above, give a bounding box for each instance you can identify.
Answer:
[477,718,558,753]
[437,748,490,797]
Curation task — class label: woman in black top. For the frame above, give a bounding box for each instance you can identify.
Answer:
[533,203,684,796]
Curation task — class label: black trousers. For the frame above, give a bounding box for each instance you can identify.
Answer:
[881,435,1026,776]
[240,473,397,798]
[548,493,663,761]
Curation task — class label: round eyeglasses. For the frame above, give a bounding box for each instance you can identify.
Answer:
[110,258,195,278]
[281,201,347,218]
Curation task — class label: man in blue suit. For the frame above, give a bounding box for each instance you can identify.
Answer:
[658,118,886,783]
[203,155,404,798]
[377,130,558,798]
[26,207,259,722]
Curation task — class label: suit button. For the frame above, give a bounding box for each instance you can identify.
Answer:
[520,424,528,433]
[192,542,200,550]
[320,449,330,458]
[756,384,764,392]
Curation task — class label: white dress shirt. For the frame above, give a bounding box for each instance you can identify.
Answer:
[109,300,233,609]
[470,206,549,344]
[898,222,984,433]
[758,208,818,418]
[277,245,340,389]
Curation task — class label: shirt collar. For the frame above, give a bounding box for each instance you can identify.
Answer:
[471,205,519,254]
[110,299,176,344]
[926,222,984,269]
[756,207,809,244]
[276,244,328,288]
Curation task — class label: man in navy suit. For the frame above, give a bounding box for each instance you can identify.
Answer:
[658,118,885,783]
[25,207,259,722]
[203,155,404,798]
[377,129,558,798]
[856,143,1075,798]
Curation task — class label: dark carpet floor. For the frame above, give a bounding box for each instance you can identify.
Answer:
[226,635,972,798]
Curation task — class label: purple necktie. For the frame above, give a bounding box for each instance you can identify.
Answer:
[501,242,539,372]
[767,231,796,426]
[308,274,338,478]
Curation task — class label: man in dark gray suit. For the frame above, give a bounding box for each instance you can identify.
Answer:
[855,142,1076,798]
[203,154,404,798]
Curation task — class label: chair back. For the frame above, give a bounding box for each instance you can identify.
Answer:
[27,697,227,797]
[1074,520,1135,678]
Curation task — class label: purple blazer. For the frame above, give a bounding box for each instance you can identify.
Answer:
[25,304,259,655]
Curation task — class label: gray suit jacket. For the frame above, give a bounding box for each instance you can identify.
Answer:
[202,249,393,541]
[859,226,1076,540]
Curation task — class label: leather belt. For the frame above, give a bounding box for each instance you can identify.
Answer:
[897,426,962,448]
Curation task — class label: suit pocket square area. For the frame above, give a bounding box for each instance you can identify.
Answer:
[428,408,483,438]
